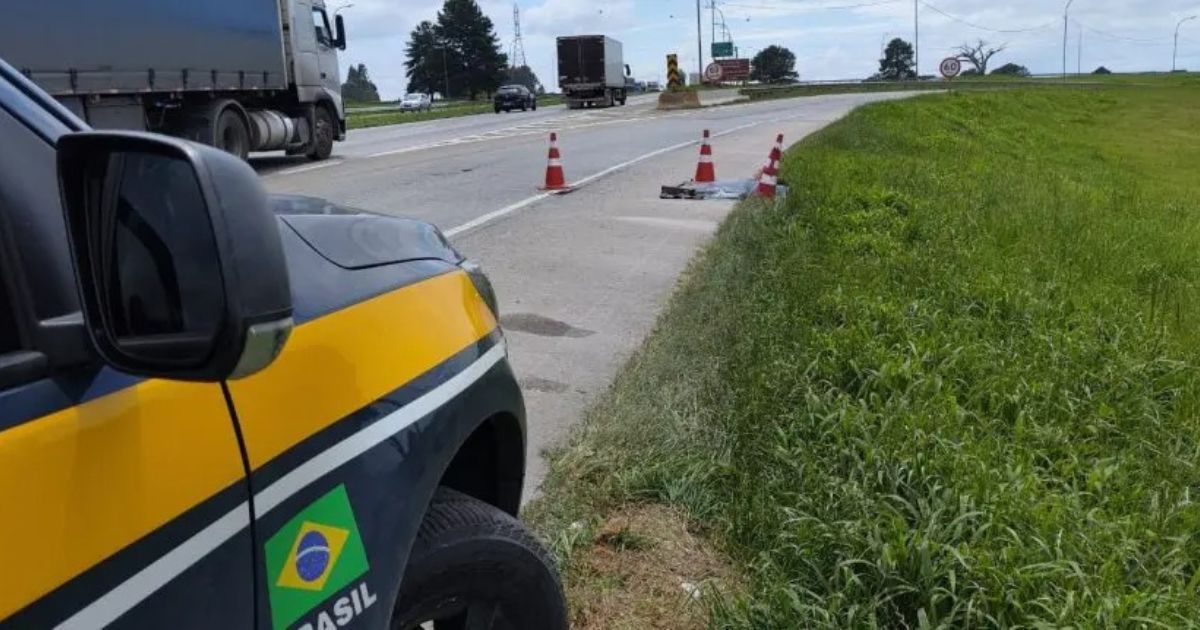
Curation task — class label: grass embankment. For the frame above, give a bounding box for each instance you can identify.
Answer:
[742,71,1199,102]
[531,84,1200,627]
[347,95,565,130]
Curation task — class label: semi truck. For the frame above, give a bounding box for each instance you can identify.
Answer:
[3,0,348,161]
[557,35,629,109]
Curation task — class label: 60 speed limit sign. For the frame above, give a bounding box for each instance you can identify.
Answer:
[939,57,963,78]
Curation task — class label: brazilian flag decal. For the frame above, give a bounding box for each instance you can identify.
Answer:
[265,485,369,630]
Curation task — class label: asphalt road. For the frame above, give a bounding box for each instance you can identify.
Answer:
[256,91,915,498]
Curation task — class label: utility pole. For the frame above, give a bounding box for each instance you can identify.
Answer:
[1175,16,1197,72]
[913,0,919,78]
[696,0,704,80]
[711,1,716,61]
[442,46,451,100]
[1062,0,1075,81]
[1077,24,1082,75]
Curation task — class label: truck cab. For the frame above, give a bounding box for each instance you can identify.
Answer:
[0,58,565,629]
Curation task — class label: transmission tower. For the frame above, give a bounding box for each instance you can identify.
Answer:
[510,3,527,69]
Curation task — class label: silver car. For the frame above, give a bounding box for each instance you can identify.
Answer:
[399,93,432,112]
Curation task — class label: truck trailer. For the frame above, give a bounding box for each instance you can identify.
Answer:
[557,36,629,109]
[4,0,348,160]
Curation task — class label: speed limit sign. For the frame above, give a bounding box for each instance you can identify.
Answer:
[939,57,963,78]
[704,62,723,82]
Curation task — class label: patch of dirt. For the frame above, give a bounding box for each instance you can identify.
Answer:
[567,504,739,630]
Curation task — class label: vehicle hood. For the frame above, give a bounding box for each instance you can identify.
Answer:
[270,194,462,270]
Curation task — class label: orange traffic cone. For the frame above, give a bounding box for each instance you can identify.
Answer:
[755,134,783,198]
[694,129,716,183]
[539,132,571,191]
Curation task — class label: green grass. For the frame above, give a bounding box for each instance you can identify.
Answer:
[531,84,1200,627]
[346,94,565,130]
[741,72,1200,102]
[347,102,492,129]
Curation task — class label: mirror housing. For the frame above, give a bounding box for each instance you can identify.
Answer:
[335,14,347,50]
[56,131,293,381]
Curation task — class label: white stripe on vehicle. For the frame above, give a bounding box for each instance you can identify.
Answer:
[54,341,507,630]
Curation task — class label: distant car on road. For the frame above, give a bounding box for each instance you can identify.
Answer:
[399,93,432,112]
[494,84,537,113]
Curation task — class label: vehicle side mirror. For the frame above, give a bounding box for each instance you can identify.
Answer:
[624,64,631,77]
[56,131,293,381]
[335,14,347,50]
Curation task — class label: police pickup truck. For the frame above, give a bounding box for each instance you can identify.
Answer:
[0,57,566,629]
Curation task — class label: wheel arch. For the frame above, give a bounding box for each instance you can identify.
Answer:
[436,411,525,517]
[313,94,345,140]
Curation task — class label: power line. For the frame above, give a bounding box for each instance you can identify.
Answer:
[1076,21,1173,44]
[719,0,902,12]
[919,1,1057,34]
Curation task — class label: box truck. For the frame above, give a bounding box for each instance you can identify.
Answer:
[3,0,348,160]
[557,36,629,109]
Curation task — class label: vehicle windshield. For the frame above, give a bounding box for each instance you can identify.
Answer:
[402,94,424,102]
[498,86,521,93]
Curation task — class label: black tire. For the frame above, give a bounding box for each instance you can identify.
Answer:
[306,105,335,161]
[214,107,250,160]
[531,100,537,111]
[391,488,567,630]
[494,106,501,114]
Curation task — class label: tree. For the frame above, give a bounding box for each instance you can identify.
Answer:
[877,38,916,80]
[435,0,507,99]
[750,46,799,84]
[506,65,542,92]
[405,21,446,96]
[990,62,1030,77]
[1093,66,1113,75]
[342,64,380,102]
[956,39,1006,76]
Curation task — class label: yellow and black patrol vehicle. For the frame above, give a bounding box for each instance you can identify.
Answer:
[0,58,566,629]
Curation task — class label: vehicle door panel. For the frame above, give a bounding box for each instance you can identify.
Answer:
[290,0,322,88]
[0,74,254,629]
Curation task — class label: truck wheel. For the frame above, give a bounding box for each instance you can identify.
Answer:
[391,488,567,630]
[307,106,335,161]
[531,100,537,111]
[215,108,250,160]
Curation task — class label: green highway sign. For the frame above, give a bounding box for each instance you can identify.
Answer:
[711,42,734,58]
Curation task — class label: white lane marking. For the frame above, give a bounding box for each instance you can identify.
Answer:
[55,342,507,629]
[366,108,665,159]
[444,194,552,238]
[269,159,344,176]
[56,508,251,630]
[253,342,507,517]
[442,120,761,238]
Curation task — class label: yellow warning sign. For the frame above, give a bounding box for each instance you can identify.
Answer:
[666,54,682,89]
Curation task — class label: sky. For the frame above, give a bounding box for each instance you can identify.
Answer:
[334,0,1200,99]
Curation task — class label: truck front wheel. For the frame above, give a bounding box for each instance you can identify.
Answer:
[391,488,567,630]
[307,106,335,161]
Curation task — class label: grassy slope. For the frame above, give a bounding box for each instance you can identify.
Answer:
[346,95,565,130]
[531,83,1200,627]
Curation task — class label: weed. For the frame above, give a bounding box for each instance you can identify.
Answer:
[532,84,1200,628]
